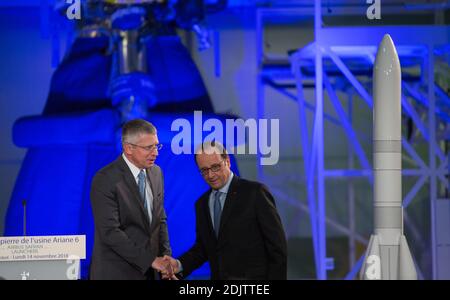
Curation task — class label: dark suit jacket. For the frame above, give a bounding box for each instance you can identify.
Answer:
[89,156,171,280]
[179,176,287,280]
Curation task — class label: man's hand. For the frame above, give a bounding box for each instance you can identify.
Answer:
[151,257,175,279]
[160,255,180,280]
[163,255,180,273]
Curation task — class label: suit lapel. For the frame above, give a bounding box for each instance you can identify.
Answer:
[117,156,151,231]
[146,166,158,231]
[201,191,216,240]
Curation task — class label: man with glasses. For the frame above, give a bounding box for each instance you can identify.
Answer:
[164,141,287,280]
[90,119,174,280]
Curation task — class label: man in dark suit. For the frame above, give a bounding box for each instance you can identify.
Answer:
[90,119,174,280]
[164,141,287,280]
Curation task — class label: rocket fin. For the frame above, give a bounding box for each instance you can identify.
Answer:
[398,235,418,280]
[360,234,381,280]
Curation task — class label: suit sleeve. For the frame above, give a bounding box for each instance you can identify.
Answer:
[255,184,288,279]
[158,168,172,256]
[90,171,155,275]
[178,203,208,278]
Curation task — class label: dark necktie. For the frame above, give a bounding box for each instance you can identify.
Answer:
[214,191,223,238]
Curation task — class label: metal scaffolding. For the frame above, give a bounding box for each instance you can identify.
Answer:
[256,2,449,279]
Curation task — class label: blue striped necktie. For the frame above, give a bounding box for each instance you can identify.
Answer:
[138,170,147,209]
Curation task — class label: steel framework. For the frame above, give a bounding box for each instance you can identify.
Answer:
[256,2,449,279]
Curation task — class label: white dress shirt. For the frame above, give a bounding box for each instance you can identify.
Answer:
[122,153,153,224]
[208,172,234,229]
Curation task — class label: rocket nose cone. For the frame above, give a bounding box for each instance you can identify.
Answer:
[374,34,401,77]
[379,35,396,56]
[381,34,394,49]
[373,34,402,141]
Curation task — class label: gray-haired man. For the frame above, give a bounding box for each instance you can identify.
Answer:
[90,119,174,280]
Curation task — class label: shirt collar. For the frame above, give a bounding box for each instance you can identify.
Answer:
[217,172,234,194]
[122,153,145,180]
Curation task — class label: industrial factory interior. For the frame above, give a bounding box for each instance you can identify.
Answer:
[0,0,449,281]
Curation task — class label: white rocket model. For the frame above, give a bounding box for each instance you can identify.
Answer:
[359,34,417,280]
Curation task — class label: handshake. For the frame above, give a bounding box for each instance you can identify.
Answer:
[151,255,181,280]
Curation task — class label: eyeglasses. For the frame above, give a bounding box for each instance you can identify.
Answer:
[199,160,225,176]
[128,142,163,152]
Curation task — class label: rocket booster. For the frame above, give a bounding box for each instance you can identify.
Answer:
[360,34,417,280]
